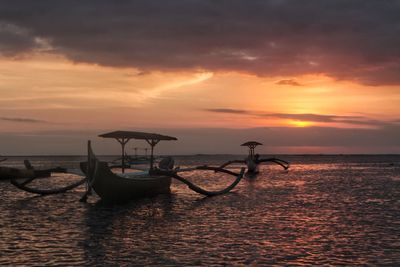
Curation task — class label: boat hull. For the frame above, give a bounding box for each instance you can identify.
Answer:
[246,159,260,174]
[88,162,171,203]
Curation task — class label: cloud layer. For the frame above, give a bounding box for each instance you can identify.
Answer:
[205,108,397,128]
[0,117,47,123]
[1,1,400,85]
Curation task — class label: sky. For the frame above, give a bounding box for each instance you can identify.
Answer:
[0,0,399,155]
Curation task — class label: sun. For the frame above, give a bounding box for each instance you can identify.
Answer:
[288,120,314,127]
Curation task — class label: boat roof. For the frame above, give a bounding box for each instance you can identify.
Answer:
[99,131,177,141]
[241,141,263,146]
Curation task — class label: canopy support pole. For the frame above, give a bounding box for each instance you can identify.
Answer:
[146,139,160,170]
[116,137,130,173]
[247,144,256,158]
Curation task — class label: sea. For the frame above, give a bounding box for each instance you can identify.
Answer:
[1,155,400,266]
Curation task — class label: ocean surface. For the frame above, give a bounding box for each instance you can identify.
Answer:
[1,155,400,266]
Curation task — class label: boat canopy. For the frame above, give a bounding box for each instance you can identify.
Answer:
[240,141,263,147]
[241,141,263,157]
[99,131,177,172]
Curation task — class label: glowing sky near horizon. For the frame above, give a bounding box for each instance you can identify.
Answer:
[0,1,399,154]
[1,53,399,132]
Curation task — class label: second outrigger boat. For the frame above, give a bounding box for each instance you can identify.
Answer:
[219,141,290,175]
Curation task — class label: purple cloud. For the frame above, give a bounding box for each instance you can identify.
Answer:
[0,1,399,85]
[276,79,303,86]
[205,108,392,127]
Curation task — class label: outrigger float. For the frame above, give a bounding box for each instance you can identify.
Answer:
[219,141,290,175]
[11,131,245,203]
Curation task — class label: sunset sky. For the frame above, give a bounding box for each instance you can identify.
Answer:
[0,1,399,155]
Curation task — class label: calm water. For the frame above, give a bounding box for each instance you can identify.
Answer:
[1,155,400,266]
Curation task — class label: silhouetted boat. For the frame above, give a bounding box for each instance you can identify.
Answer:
[82,162,172,203]
[219,141,290,175]
[80,131,245,203]
[81,132,175,202]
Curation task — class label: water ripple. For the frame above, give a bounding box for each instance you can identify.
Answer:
[1,155,400,265]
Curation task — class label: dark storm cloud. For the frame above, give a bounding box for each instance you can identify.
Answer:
[0,23,38,56]
[205,108,392,127]
[0,0,400,85]
[0,117,47,123]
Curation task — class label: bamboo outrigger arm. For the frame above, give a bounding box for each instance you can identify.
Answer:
[10,176,87,195]
[9,162,86,195]
[217,157,289,171]
[257,158,290,170]
[151,166,245,196]
[218,160,246,170]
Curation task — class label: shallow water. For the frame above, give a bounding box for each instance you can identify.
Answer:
[1,155,400,266]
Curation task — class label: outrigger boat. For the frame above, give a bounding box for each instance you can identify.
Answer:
[11,131,245,203]
[81,131,245,203]
[219,141,290,175]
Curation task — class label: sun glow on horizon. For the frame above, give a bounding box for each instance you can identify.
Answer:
[288,120,314,127]
[0,53,399,133]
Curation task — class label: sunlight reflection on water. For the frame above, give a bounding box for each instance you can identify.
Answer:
[1,155,400,265]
